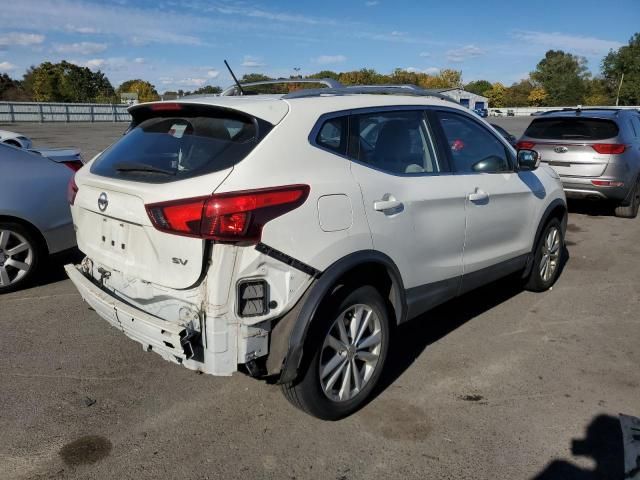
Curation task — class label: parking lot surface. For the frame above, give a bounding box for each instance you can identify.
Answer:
[1,119,638,480]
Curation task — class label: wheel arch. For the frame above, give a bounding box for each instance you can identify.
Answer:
[272,250,407,384]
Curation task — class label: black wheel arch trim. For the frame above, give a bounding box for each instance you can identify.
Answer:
[277,249,407,384]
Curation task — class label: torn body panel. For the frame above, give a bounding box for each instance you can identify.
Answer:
[66,242,314,377]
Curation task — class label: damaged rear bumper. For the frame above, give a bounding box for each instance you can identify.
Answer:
[65,263,235,375]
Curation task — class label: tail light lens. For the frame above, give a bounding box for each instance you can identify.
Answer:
[62,160,83,172]
[591,144,626,155]
[67,174,79,205]
[516,141,536,150]
[145,184,310,242]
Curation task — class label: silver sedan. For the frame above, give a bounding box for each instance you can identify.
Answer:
[0,143,81,292]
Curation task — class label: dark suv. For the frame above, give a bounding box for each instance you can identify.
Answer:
[518,109,640,218]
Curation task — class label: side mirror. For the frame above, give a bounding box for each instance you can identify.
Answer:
[517,149,540,171]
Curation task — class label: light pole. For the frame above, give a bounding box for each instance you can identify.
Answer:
[615,72,624,107]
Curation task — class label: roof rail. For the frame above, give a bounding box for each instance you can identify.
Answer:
[220,78,343,96]
[541,107,622,115]
[283,85,457,103]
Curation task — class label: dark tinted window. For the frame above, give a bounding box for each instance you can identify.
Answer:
[525,117,619,140]
[349,110,440,174]
[91,109,265,183]
[437,111,511,173]
[316,116,347,155]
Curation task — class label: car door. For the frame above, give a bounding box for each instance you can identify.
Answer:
[346,108,468,318]
[433,109,539,293]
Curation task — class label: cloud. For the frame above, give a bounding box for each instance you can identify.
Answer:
[85,58,106,69]
[207,70,219,78]
[511,30,622,56]
[0,61,17,72]
[241,55,266,67]
[134,57,145,64]
[365,1,380,5]
[419,52,430,57]
[446,45,485,62]
[0,32,45,47]
[403,67,440,75]
[176,78,207,87]
[64,24,99,34]
[53,42,108,55]
[313,54,347,65]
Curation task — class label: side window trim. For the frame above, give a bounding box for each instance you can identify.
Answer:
[432,107,516,174]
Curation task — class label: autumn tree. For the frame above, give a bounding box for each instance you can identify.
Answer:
[527,87,547,106]
[504,79,534,107]
[531,50,589,106]
[116,79,159,102]
[485,82,507,108]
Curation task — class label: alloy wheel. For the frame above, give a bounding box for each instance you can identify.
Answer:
[0,229,34,288]
[539,226,561,283]
[319,303,383,402]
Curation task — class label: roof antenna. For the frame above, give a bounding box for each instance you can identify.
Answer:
[224,60,244,96]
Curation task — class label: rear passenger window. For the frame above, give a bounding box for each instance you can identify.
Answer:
[316,117,347,155]
[349,110,440,175]
[436,111,511,174]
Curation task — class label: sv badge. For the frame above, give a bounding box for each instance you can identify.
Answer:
[172,257,188,266]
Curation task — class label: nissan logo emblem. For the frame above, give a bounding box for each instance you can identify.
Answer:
[553,146,569,154]
[98,192,108,212]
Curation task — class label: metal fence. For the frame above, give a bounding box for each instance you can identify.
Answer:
[0,102,131,123]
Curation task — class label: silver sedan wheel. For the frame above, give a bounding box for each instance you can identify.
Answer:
[0,229,34,287]
[319,303,383,402]
[540,226,561,283]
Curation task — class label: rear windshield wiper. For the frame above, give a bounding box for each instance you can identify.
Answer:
[114,162,176,175]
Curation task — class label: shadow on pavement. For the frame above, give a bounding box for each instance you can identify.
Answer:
[34,248,84,288]
[373,274,526,399]
[531,414,624,480]
[568,199,617,217]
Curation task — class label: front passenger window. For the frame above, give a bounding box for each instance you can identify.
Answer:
[436,111,511,174]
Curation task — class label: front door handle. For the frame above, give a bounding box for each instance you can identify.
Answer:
[468,189,489,203]
[373,194,403,212]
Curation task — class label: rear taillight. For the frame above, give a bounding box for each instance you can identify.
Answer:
[67,174,79,205]
[149,102,182,111]
[516,141,536,150]
[63,160,83,172]
[591,144,626,155]
[145,185,310,242]
[591,180,624,187]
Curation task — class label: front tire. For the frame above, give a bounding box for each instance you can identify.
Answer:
[0,222,42,293]
[524,218,564,292]
[281,285,390,420]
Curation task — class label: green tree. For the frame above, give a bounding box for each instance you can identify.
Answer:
[584,78,613,106]
[23,61,115,102]
[530,50,589,106]
[192,85,222,95]
[117,79,159,102]
[307,70,340,80]
[504,79,534,107]
[338,69,385,85]
[465,80,492,96]
[485,82,507,108]
[602,33,640,105]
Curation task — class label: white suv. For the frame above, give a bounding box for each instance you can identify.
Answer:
[65,84,567,420]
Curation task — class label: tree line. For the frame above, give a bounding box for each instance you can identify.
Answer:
[0,33,637,106]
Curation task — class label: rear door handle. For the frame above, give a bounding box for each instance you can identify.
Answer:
[373,196,403,212]
[468,189,489,203]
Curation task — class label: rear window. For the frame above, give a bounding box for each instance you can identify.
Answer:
[524,117,619,140]
[91,106,271,183]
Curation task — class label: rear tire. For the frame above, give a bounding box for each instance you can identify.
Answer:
[281,285,390,420]
[614,179,640,219]
[0,222,42,293]
[524,218,564,292]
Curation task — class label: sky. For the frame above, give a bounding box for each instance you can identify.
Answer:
[0,0,638,92]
